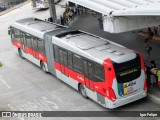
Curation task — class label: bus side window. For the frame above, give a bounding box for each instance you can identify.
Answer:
[82,60,88,76]
[88,62,94,81]
[23,33,27,46]
[16,29,20,42]
[68,51,73,68]
[25,34,32,48]
[32,37,38,51]
[63,51,68,66]
[37,39,45,55]
[53,45,59,61]
[73,54,82,73]
[94,63,105,82]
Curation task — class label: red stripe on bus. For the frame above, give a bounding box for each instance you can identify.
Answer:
[54,61,85,85]
[54,61,106,96]
[12,41,22,49]
[12,41,47,63]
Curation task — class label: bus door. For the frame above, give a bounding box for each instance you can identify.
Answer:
[20,32,27,53]
[82,60,94,91]
[59,49,68,76]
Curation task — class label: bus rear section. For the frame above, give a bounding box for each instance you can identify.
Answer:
[51,31,147,109]
[32,0,49,10]
[103,53,147,108]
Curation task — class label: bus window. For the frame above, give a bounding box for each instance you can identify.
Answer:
[73,54,82,73]
[59,49,63,64]
[25,34,32,48]
[32,37,38,51]
[112,54,141,83]
[63,51,68,66]
[37,39,45,54]
[82,60,88,76]
[68,51,73,68]
[88,62,94,80]
[53,45,59,61]
[11,28,20,42]
[94,63,105,82]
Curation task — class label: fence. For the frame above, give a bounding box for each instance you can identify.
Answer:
[0,0,27,12]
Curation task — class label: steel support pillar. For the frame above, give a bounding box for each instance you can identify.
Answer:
[48,0,57,23]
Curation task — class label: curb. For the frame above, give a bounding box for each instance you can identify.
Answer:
[148,93,160,105]
[0,1,29,16]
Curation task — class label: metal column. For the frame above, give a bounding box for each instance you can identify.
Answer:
[48,0,57,23]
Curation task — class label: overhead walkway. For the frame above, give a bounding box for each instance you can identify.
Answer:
[68,0,160,33]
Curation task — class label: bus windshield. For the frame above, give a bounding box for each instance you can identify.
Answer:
[112,54,141,83]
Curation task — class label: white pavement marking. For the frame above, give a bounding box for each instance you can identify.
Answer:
[0,75,11,89]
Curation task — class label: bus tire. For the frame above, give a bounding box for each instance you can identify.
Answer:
[41,62,47,73]
[79,84,88,99]
[18,48,24,58]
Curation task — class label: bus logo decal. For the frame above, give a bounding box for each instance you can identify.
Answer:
[39,54,43,59]
[17,43,20,46]
[77,76,84,81]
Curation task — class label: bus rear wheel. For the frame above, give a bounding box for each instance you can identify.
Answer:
[79,84,88,99]
[41,62,47,73]
[18,49,24,58]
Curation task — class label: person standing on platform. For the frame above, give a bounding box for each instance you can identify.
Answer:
[150,60,157,87]
[156,68,160,91]
[144,38,152,61]
[60,15,64,25]
[147,27,154,40]
[154,26,158,35]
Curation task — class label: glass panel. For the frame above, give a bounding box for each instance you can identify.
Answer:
[94,63,105,82]
[53,45,59,61]
[73,54,82,72]
[68,51,73,68]
[112,54,141,83]
[37,39,45,54]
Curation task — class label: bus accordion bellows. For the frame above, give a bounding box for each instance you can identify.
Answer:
[8,17,147,109]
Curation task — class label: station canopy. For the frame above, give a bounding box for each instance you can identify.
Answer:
[68,0,160,33]
[68,0,160,16]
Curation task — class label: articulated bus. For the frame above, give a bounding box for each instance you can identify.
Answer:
[8,18,147,109]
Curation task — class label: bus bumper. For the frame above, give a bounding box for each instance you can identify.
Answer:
[106,90,147,109]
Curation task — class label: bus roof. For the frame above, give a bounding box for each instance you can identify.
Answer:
[54,31,137,64]
[10,17,137,64]
[10,17,63,39]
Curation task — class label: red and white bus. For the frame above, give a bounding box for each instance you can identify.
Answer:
[9,18,147,109]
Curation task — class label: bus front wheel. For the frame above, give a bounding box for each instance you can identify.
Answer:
[79,84,88,99]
